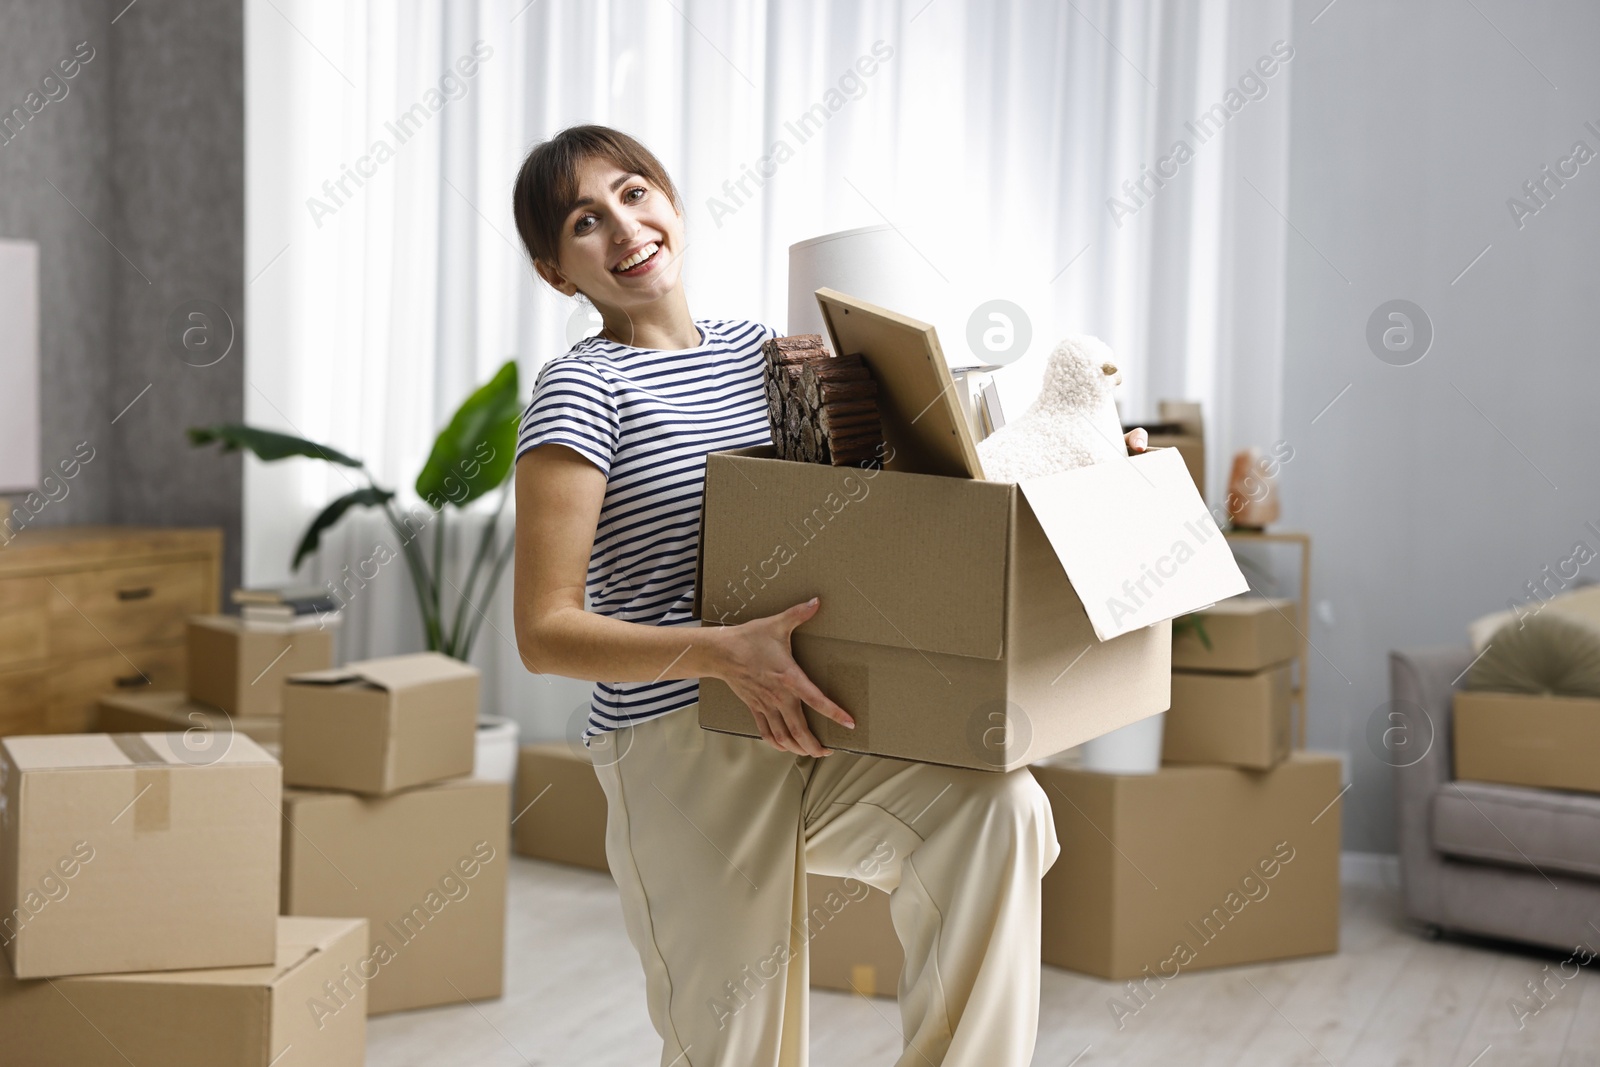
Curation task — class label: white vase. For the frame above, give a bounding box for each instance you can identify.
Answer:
[1079,712,1165,774]
[472,715,520,784]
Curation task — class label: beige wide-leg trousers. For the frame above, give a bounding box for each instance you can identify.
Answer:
[590,704,1061,1067]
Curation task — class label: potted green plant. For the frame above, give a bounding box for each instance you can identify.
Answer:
[189,361,521,662]
[1171,613,1212,650]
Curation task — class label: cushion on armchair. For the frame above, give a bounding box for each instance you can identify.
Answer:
[1431,780,1600,880]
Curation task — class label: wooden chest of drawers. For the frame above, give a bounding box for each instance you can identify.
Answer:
[0,527,221,735]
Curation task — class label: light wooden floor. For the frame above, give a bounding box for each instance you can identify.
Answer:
[367,856,1600,1066]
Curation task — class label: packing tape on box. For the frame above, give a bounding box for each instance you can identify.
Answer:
[111,734,173,834]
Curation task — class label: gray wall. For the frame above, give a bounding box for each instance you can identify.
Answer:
[1,0,244,591]
[1285,0,1600,851]
[0,1,116,526]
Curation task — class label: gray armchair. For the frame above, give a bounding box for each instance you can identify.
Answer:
[1390,646,1600,949]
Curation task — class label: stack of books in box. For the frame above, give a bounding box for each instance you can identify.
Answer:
[0,731,368,1064]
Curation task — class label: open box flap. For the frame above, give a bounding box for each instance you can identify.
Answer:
[1017,447,1248,641]
[287,652,477,693]
[697,446,1011,660]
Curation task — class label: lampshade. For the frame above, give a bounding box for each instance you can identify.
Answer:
[786,224,973,366]
[0,238,40,494]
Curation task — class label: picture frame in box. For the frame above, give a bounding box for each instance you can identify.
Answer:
[811,285,983,479]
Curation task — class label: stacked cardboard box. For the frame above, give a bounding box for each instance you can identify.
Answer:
[1138,400,1206,505]
[1032,592,1342,980]
[95,690,283,746]
[512,742,610,872]
[0,732,367,1062]
[95,613,334,745]
[1453,690,1600,794]
[190,614,336,718]
[1032,752,1342,979]
[278,653,509,1015]
[1165,595,1298,770]
[0,917,368,1066]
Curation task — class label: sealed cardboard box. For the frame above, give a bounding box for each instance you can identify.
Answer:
[1142,400,1206,505]
[282,652,478,796]
[280,777,509,1014]
[1171,595,1297,672]
[0,732,280,978]
[1032,752,1341,979]
[512,742,609,872]
[1162,664,1292,770]
[0,916,367,1066]
[97,689,283,746]
[806,873,902,997]
[693,292,1245,771]
[1453,690,1600,794]
[188,615,334,718]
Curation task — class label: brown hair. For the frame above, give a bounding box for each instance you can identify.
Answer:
[511,124,683,291]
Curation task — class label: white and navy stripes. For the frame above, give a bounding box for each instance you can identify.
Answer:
[516,317,777,740]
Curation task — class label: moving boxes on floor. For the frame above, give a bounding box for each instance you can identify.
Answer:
[1139,400,1206,506]
[1163,662,1292,769]
[280,779,508,1014]
[1164,596,1298,770]
[276,652,504,1015]
[0,917,368,1067]
[805,873,902,997]
[1171,595,1296,672]
[188,614,335,718]
[94,612,336,746]
[0,732,280,978]
[282,652,479,795]
[95,690,283,746]
[512,742,609,871]
[1032,752,1342,980]
[693,298,1245,772]
[509,741,906,997]
[1452,690,1600,794]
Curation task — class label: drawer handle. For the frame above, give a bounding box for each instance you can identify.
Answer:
[116,587,154,601]
[115,672,152,688]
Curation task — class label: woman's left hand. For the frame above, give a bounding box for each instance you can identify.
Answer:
[1125,428,1149,453]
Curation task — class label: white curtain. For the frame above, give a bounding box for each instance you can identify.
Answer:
[244,0,1291,741]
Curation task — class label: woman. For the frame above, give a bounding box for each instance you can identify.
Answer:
[510,124,1145,1067]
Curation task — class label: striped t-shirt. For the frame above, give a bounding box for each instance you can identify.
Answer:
[515,317,778,739]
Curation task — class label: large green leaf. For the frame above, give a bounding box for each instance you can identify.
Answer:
[188,424,363,468]
[292,486,396,570]
[415,360,522,509]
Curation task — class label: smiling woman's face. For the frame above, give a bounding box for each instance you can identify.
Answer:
[539,155,686,310]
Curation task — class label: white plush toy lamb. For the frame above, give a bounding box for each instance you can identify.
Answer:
[975,335,1129,481]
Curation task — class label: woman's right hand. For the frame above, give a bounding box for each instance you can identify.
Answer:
[713,596,855,757]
